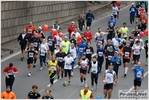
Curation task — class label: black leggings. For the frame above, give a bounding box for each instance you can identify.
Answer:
[98,58,104,71]
[87,56,92,73]
[91,73,98,85]
[50,71,56,84]
[6,76,15,90]
[105,59,110,70]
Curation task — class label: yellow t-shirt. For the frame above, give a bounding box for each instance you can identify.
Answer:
[48,60,57,76]
[119,27,129,38]
[61,41,70,54]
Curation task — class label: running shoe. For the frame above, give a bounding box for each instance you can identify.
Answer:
[63,83,66,86]
[104,94,107,98]
[68,81,70,85]
[33,64,36,68]
[28,72,31,77]
[40,67,43,71]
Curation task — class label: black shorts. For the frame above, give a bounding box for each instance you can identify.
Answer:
[27,58,34,64]
[80,68,87,75]
[134,79,141,87]
[104,83,113,90]
[64,69,71,77]
[123,58,130,63]
[50,71,56,84]
[49,46,54,52]
[133,55,140,61]
[58,62,64,68]
[21,44,26,51]
[136,13,140,18]
[113,69,118,77]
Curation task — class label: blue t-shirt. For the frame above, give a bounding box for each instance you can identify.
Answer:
[134,66,144,81]
[77,41,87,53]
[129,7,137,16]
[97,48,105,58]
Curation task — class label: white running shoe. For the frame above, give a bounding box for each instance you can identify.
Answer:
[28,73,31,77]
[47,84,51,87]
[145,63,147,66]
[40,67,43,71]
[81,82,84,87]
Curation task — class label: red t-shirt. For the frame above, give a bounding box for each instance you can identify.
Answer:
[67,25,77,36]
[116,1,121,10]
[3,66,18,75]
[79,90,94,99]
[83,31,92,43]
[26,26,36,34]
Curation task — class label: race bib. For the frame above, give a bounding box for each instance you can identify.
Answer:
[48,41,53,46]
[108,56,112,60]
[79,48,83,52]
[50,66,56,71]
[86,49,90,54]
[62,45,66,48]
[98,41,102,45]
[58,57,63,62]
[134,50,139,54]
[29,52,34,57]
[98,52,103,56]
[40,50,45,56]
[28,29,32,33]
[66,63,70,68]
[137,71,142,78]
[125,52,129,56]
[34,42,38,47]
[106,76,111,81]
[131,8,135,12]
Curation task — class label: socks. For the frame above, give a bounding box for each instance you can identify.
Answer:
[125,67,128,74]
[80,78,83,82]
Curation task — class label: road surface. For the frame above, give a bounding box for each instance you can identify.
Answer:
[1,4,148,99]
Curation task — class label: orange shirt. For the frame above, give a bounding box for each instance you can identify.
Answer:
[140,10,146,20]
[1,91,16,99]
[26,26,36,34]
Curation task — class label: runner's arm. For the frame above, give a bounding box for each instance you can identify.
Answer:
[141,70,144,80]
[114,72,117,83]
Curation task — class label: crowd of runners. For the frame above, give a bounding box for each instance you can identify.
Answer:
[1,1,148,99]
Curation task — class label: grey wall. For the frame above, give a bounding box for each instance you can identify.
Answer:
[1,1,108,44]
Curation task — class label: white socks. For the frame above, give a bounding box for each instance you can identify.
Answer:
[125,67,128,74]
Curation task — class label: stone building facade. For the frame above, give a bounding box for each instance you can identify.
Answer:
[1,1,108,44]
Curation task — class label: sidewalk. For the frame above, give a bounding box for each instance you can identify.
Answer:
[1,1,131,59]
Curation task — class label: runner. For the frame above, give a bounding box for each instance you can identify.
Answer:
[27,85,41,99]
[67,21,77,39]
[112,3,119,19]
[79,55,89,86]
[95,31,106,50]
[56,47,67,79]
[83,27,93,43]
[86,10,94,27]
[79,84,94,99]
[131,62,144,97]
[119,22,129,40]
[132,40,143,64]
[47,55,58,90]
[128,32,135,47]
[1,86,16,99]
[94,27,102,39]
[39,39,49,71]
[132,25,140,37]
[112,34,121,50]
[77,37,87,62]
[135,34,144,49]
[42,89,54,99]
[102,65,117,99]
[3,63,18,90]
[17,29,28,61]
[55,32,62,47]
[63,52,74,86]
[108,15,117,26]
[120,42,132,77]
[78,10,86,31]
[61,36,70,54]
[114,26,121,38]
[37,26,45,42]
[144,38,148,66]
[91,57,98,91]
[25,43,38,77]
[47,32,55,61]
[96,45,105,73]
[69,43,77,77]
[53,20,61,31]
[110,51,121,83]
[54,45,60,55]
[70,34,77,46]
[71,28,81,39]
[129,3,137,26]
[106,22,115,40]
[105,46,114,70]
[84,42,94,74]
[31,32,41,68]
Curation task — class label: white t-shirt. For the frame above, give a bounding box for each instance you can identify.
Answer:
[91,61,98,74]
[94,32,100,39]
[22,34,26,39]
[39,43,48,56]
[71,32,80,39]
[132,44,142,55]
[69,47,77,59]
[105,70,115,83]
[80,59,88,69]
[55,35,62,46]
[135,39,144,48]
[64,56,74,70]
[54,49,59,55]
[112,38,120,47]
[112,6,118,15]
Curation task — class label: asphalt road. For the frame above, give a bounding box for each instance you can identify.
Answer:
[1,4,148,99]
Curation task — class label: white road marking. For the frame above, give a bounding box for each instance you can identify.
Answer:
[46,53,96,87]
[1,3,131,62]
[127,71,148,93]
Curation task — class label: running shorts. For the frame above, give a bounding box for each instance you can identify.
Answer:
[80,68,87,75]
[49,46,54,53]
[50,71,56,84]
[77,51,84,57]
[133,55,140,61]
[134,79,141,87]
[21,44,26,51]
[27,58,34,64]
[123,58,130,63]
[64,69,71,77]
[58,62,64,68]
[104,83,113,90]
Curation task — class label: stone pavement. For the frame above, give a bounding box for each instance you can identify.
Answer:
[1,1,131,58]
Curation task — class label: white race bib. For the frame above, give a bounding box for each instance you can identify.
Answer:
[34,42,38,47]
[108,56,112,60]
[125,52,129,56]
[48,41,52,46]
[79,48,83,52]
[40,50,46,56]
[137,71,142,78]
[98,41,102,45]
[86,49,90,54]
[29,52,34,57]
[98,52,103,56]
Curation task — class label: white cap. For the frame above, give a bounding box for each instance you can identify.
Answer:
[64,36,68,38]
[137,34,140,37]
[38,26,42,30]
[71,21,75,24]
[132,3,134,5]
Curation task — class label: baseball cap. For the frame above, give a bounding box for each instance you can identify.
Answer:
[64,36,68,38]
[71,21,75,24]
[9,63,13,67]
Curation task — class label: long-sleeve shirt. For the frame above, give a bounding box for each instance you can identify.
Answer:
[86,13,94,22]
[129,6,137,16]
[111,56,121,70]
[108,18,117,26]
[83,31,92,43]
[67,25,77,37]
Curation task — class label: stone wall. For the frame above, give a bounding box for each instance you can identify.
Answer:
[1,1,108,44]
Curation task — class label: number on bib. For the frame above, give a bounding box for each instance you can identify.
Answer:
[34,42,38,47]
[137,71,142,78]
[125,52,129,56]
[29,53,34,57]
[79,48,83,52]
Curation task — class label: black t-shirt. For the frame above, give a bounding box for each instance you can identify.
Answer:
[27,48,36,59]
[56,52,66,63]
[42,95,54,99]
[31,37,41,50]
[28,91,41,99]
[84,46,94,57]
[70,38,77,46]
[47,36,55,47]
